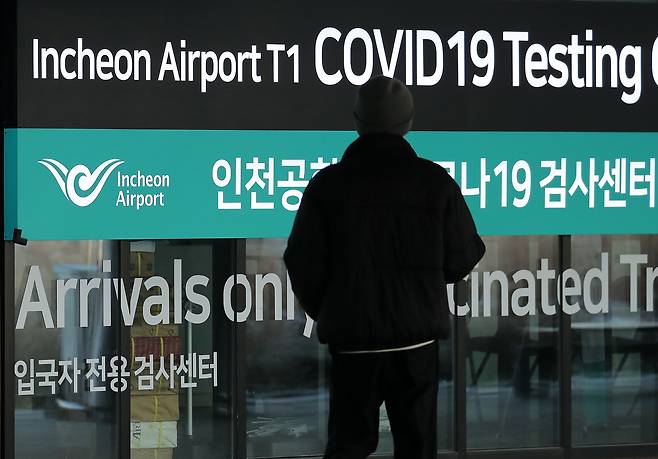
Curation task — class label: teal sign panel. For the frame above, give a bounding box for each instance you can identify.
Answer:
[4,129,658,240]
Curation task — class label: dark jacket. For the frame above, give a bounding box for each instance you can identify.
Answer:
[283,134,485,352]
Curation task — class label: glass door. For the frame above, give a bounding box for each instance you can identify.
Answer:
[243,238,454,458]
[13,240,121,459]
[124,240,237,459]
[10,239,239,459]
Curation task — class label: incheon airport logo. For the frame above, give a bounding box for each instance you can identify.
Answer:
[38,158,170,210]
[38,158,124,207]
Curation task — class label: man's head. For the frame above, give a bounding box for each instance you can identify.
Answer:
[353,75,414,137]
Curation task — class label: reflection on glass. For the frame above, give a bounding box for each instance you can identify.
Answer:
[12,240,234,459]
[437,334,454,451]
[245,238,453,458]
[245,238,331,457]
[571,235,658,445]
[14,240,119,459]
[131,240,233,459]
[465,236,559,449]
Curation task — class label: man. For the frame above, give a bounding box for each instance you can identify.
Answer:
[283,75,485,459]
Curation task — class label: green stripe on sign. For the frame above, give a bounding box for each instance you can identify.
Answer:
[4,128,657,240]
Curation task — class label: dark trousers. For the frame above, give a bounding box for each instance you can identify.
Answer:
[324,341,439,459]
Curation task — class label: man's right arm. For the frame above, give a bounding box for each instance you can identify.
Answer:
[283,179,328,320]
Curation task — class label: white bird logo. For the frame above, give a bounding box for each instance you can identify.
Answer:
[38,158,124,207]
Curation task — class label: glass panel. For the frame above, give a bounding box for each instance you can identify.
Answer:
[129,240,234,459]
[438,329,454,451]
[571,235,658,445]
[244,238,330,457]
[465,236,559,449]
[12,239,235,459]
[14,240,119,459]
[244,238,453,458]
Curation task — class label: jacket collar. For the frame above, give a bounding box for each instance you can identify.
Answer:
[341,133,417,162]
